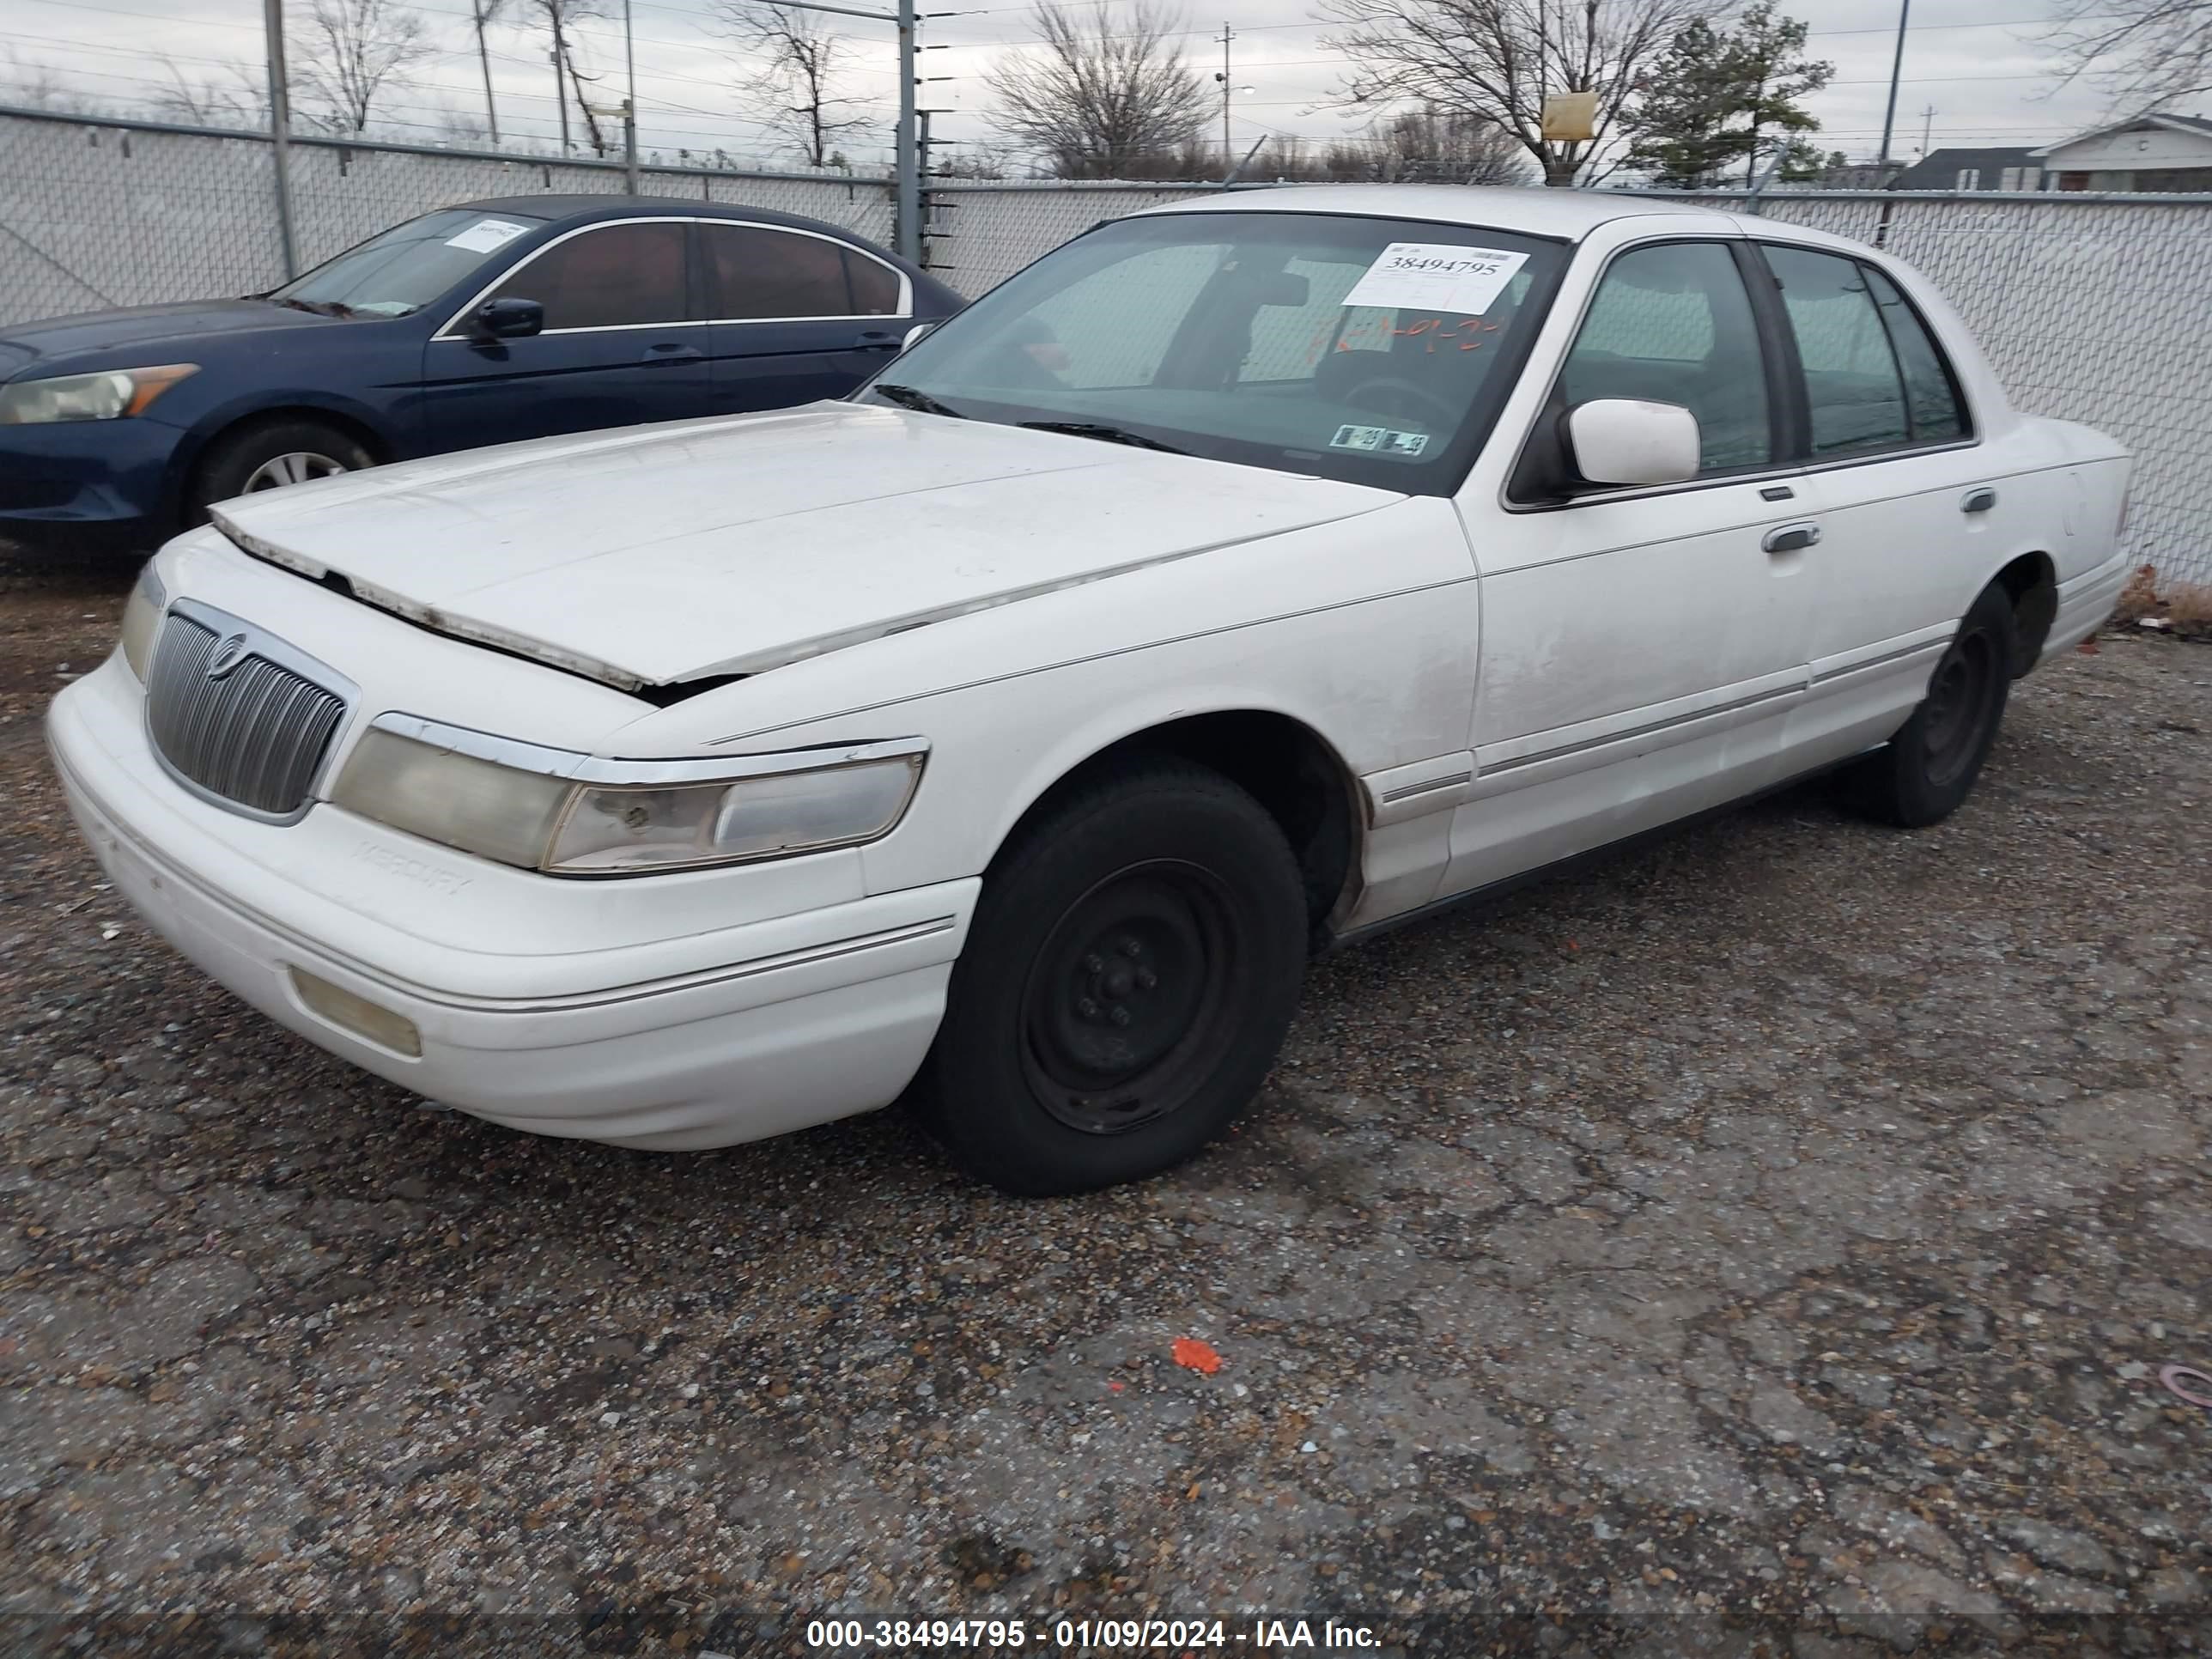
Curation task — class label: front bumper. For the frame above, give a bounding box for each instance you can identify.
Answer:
[46,665,976,1151]
[0,416,181,554]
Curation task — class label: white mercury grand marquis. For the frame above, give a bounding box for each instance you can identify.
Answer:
[49,186,2132,1194]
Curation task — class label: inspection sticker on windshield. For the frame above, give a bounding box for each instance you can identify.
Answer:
[445,217,532,254]
[1331,424,1428,457]
[1342,243,1528,317]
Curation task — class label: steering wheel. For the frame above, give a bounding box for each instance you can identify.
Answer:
[1341,374,1457,433]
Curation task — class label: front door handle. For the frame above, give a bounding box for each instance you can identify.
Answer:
[1762,521,1821,554]
[1961,487,1998,514]
[641,343,703,365]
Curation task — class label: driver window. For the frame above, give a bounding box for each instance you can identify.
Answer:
[1560,242,1771,473]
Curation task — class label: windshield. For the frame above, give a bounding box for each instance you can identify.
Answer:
[269,208,548,319]
[861,210,1565,491]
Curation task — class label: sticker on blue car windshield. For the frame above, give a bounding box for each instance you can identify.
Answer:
[445,218,532,254]
[1331,424,1430,457]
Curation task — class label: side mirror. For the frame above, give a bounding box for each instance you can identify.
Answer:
[1563,398,1701,487]
[901,322,935,353]
[471,297,544,342]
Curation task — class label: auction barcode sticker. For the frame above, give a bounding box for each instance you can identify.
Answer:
[1342,242,1529,317]
[445,217,532,254]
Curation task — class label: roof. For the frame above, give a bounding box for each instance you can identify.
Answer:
[1890,147,2039,190]
[2032,112,2212,157]
[446,192,880,240]
[1136,183,1723,240]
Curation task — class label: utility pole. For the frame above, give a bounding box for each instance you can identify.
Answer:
[473,3,501,145]
[1875,0,1910,173]
[262,0,297,278]
[552,5,570,153]
[1216,22,1233,177]
[623,0,641,191]
[896,0,920,260]
[1918,103,1935,159]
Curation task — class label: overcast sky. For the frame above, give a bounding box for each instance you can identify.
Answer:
[0,0,2127,173]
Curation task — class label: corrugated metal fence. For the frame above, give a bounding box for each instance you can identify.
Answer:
[2,106,2207,590]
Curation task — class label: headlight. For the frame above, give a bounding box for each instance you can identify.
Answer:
[0,363,198,425]
[331,718,926,878]
[118,562,166,681]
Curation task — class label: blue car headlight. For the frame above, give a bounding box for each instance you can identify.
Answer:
[0,364,198,425]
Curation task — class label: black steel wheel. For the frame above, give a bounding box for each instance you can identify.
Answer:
[915,757,1307,1195]
[1842,580,2015,828]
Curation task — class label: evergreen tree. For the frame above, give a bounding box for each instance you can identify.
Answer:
[1624,3,1832,188]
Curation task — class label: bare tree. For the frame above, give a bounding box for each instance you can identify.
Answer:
[526,0,611,154]
[2,50,100,114]
[290,0,434,135]
[2044,0,2212,115]
[985,1,1212,179]
[150,56,270,128]
[467,0,508,144]
[1315,0,1709,185]
[717,3,876,167]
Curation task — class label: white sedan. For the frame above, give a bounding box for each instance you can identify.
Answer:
[49,185,2130,1194]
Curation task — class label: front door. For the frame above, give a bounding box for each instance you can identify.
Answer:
[421,219,709,448]
[696,222,911,414]
[1443,238,1817,898]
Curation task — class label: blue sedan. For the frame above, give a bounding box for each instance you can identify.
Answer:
[0,194,963,554]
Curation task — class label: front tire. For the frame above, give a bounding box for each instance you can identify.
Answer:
[916,758,1307,1196]
[187,417,374,523]
[1844,580,2015,828]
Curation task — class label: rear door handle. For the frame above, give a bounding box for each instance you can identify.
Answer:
[854,329,902,351]
[1762,521,1821,554]
[641,343,703,365]
[1961,487,1997,514]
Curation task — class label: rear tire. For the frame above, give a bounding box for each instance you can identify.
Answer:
[915,757,1307,1196]
[188,417,374,523]
[1842,580,2015,828]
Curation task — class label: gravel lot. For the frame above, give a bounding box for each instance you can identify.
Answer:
[2,557,2208,1658]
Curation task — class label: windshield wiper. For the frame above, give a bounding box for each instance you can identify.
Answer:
[1017,421,1186,455]
[870,383,965,419]
[270,296,354,318]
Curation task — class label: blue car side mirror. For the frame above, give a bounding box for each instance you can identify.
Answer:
[471,298,544,342]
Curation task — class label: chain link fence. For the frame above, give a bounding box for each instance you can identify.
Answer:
[3,103,2207,592]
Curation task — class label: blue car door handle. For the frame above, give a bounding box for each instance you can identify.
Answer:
[641,342,703,365]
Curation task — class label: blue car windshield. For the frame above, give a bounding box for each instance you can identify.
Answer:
[269,208,547,319]
[860,210,1565,494]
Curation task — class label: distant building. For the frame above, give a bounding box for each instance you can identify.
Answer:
[2033,113,2212,191]
[1888,147,2044,191]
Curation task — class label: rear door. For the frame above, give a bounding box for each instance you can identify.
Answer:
[697,222,912,413]
[421,218,709,447]
[1444,237,1818,897]
[1753,242,1994,765]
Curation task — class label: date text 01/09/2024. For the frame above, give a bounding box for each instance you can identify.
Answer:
[795,1615,1382,1649]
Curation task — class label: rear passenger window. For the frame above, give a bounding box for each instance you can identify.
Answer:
[1863,265,1967,442]
[703,225,859,319]
[1560,241,1771,473]
[1762,246,1910,455]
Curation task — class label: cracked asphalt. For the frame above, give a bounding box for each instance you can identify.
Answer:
[3,556,2209,1658]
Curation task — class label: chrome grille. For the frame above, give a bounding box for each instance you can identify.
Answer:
[146,610,347,819]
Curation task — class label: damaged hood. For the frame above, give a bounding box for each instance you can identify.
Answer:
[210,401,1399,691]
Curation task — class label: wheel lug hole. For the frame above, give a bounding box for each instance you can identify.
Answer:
[1076,997,1098,1019]
[1121,937,1143,957]
[1084,953,1104,974]
[1136,969,1157,990]
[1109,1006,1132,1027]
